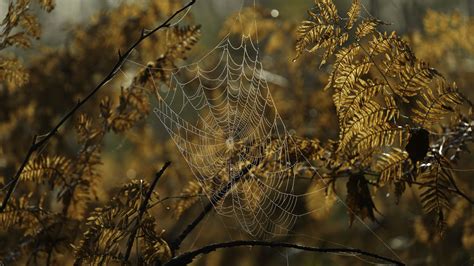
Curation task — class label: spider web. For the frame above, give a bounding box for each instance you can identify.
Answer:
[114,1,406,262]
[152,34,302,237]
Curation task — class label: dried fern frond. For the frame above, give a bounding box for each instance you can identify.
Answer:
[337,79,389,122]
[0,193,44,234]
[0,0,54,49]
[369,33,416,93]
[338,99,399,154]
[353,124,406,156]
[418,158,454,232]
[0,56,29,92]
[75,180,162,264]
[104,25,201,134]
[20,155,74,185]
[331,59,374,114]
[166,25,201,62]
[332,60,373,101]
[355,18,383,39]
[139,25,201,88]
[345,0,361,30]
[3,32,32,48]
[413,80,464,128]
[324,44,360,92]
[374,148,409,185]
[76,114,103,145]
[396,61,437,97]
[109,87,150,133]
[294,0,345,65]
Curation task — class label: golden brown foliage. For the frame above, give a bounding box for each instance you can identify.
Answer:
[1,1,200,264]
[1,0,474,265]
[294,0,472,232]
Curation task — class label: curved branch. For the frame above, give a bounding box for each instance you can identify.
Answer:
[0,0,196,212]
[163,240,405,266]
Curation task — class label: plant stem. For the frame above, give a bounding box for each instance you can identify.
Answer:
[123,162,171,262]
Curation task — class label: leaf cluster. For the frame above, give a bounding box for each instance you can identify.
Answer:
[295,0,472,230]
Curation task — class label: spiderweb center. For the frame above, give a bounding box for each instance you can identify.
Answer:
[225,137,235,151]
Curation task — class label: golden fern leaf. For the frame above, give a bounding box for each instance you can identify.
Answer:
[332,60,373,110]
[316,0,339,21]
[353,124,406,155]
[324,44,360,91]
[75,180,158,264]
[167,25,201,61]
[75,225,126,264]
[379,33,416,79]
[1,2,18,29]
[397,61,437,97]
[374,148,409,185]
[412,81,463,127]
[345,0,361,30]
[294,20,334,61]
[355,18,383,39]
[19,13,41,38]
[0,193,43,234]
[20,155,74,184]
[418,159,453,232]
[338,99,398,153]
[118,26,201,129]
[294,0,344,64]
[337,78,389,122]
[4,32,32,48]
[109,87,149,133]
[338,99,381,142]
[368,31,397,57]
[0,1,53,50]
[334,61,373,92]
[0,56,29,92]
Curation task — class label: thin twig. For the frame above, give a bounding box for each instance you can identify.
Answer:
[123,162,171,262]
[169,160,258,252]
[0,0,196,212]
[149,194,205,209]
[163,240,405,266]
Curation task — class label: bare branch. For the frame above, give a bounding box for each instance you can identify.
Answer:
[164,240,405,266]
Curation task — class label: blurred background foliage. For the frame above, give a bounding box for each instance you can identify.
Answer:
[1,0,474,265]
